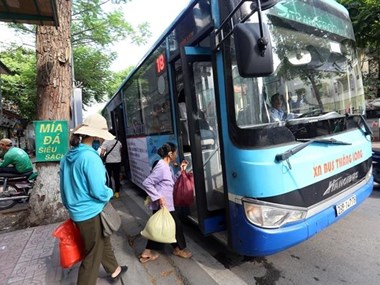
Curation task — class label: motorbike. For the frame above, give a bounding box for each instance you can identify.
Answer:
[0,171,37,210]
[372,148,380,184]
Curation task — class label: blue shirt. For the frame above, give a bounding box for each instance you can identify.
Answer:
[270,108,295,121]
[60,144,113,222]
[142,159,180,211]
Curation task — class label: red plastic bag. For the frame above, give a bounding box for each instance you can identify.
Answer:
[53,219,85,268]
[173,171,194,207]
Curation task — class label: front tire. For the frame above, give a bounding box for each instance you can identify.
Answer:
[0,185,18,210]
[373,164,380,184]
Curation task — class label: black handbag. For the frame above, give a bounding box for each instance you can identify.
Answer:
[100,202,121,237]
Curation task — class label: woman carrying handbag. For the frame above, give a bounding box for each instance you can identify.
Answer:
[60,114,127,285]
[139,142,192,263]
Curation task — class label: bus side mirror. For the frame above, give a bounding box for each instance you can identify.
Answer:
[233,23,274,77]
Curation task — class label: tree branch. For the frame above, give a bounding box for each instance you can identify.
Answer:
[72,0,112,17]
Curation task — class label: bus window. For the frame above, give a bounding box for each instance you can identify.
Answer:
[140,50,173,135]
[124,44,174,137]
[123,79,145,136]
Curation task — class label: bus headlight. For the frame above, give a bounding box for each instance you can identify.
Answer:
[243,198,307,229]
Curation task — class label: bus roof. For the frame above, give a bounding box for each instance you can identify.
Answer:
[104,0,197,110]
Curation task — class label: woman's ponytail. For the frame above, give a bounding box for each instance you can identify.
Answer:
[157,142,177,158]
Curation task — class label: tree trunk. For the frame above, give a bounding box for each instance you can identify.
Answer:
[307,73,324,111]
[28,0,72,226]
[28,163,68,225]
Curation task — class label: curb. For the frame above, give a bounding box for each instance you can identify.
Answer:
[115,182,247,285]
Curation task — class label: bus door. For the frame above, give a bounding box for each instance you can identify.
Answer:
[105,93,130,179]
[180,46,225,235]
[111,104,129,179]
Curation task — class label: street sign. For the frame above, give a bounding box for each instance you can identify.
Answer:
[34,120,69,162]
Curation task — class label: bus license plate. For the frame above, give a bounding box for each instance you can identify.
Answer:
[335,195,357,216]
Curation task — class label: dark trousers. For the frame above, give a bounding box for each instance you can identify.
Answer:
[75,214,119,285]
[105,163,121,193]
[146,210,187,250]
[0,167,19,174]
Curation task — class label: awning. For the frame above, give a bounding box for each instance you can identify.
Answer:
[0,0,59,26]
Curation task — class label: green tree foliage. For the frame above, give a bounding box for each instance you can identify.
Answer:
[0,0,150,119]
[337,0,380,97]
[108,66,134,95]
[71,0,151,103]
[72,0,150,46]
[337,0,380,49]
[73,46,117,105]
[0,45,37,120]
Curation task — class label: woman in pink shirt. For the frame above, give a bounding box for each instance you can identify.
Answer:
[139,142,192,263]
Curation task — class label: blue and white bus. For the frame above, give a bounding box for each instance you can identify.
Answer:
[103,0,373,256]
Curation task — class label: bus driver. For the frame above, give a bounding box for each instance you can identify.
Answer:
[269,93,295,122]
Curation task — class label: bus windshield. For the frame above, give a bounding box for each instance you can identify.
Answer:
[232,0,364,135]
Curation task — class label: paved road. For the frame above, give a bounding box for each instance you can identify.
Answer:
[181,186,380,285]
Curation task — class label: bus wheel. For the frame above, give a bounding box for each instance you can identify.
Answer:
[373,165,380,185]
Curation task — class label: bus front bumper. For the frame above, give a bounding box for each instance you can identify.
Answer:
[229,176,373,256]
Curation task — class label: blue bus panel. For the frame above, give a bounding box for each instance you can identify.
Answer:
[229,175,372,256]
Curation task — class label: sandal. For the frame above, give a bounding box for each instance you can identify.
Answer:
[138,254,159,263]
[108,265,128,283]
[173,248,192,259]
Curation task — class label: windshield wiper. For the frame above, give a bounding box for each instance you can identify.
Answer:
[275,138,352,165]
[296,138,351,145]
[358,114,372,136]
[345,114,372,137]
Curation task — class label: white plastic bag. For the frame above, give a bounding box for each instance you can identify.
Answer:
[141,207,176,243]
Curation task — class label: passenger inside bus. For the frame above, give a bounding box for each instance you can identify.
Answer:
[149,104,163,133]
[132,118,143,135]
[178,90,191,152]
[178,90,215,150]
[199,110,215,148]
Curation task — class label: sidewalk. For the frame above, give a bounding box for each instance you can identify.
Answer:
[0,181,245,285]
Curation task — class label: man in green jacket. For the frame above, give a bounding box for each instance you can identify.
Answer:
[0,138,33,174]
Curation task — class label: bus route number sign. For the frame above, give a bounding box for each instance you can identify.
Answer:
[335,195,356,216]
[156,53,166,75]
